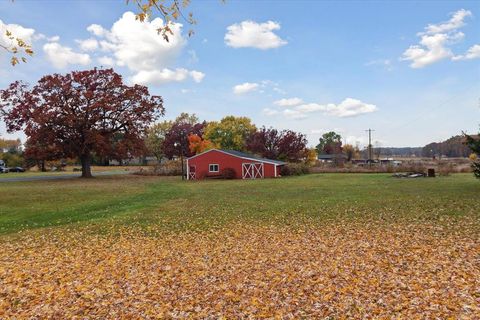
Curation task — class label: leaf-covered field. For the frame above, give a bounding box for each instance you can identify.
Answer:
[1,174,479,318]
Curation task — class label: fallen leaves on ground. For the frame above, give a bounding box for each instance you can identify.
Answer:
[1,220,479,319]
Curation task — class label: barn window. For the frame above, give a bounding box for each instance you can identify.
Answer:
[209,164,219,172]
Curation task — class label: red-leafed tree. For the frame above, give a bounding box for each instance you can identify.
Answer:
[0,68,164,178]
[246,127,282,159]
[247,127,308,162]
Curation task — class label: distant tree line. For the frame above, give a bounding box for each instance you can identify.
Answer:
[145,114,310,163]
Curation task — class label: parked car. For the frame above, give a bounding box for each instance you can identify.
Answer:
[9,167,25,172]
[0,167,10,173]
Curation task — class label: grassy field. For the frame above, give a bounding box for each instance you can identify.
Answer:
[0,165,137,179]
[0,174,479,318]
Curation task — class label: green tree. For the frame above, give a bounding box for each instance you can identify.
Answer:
[204,116,256,151]
[315,131,342,155]
[465,129,480,178]
[145,121,173,161]
[174,112,199,126]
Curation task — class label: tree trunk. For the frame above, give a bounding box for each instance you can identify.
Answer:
[80,154,93,178]
[40,160,46,172]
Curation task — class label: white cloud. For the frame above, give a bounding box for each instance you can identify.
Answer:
[262,108,279,116]
[43,42,91,69]
[321,98,377,118]
[265,98,377,119]
[452,44,480,60]
[401,9,477,68]
[0,19,35,50]
[423,9,472,35]
[274,97,303,107]
[131,68,205,85]
[97,56,115,66]
[225,20,287,50]
[190,70,205,83]
[84,11,203,85]
[283,109,307,120]
[233,82,259,94]
[87,24,107,37]
[401,33,454,68]
[76,38,99,51]
[93,12,185,71]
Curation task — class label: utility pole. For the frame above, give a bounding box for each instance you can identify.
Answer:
[365,129,375,167]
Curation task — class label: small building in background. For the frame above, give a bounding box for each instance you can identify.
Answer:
[317,153,347,165]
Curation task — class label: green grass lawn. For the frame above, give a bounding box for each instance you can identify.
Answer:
[1,173,478,235]
[2,173,479,318]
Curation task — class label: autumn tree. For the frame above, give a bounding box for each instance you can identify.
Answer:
[246,126,308,162]
[188,134,215,154]
[246,127,282,159]
[465,130,480,178]
[204,116,256,151]
[0,68,164,177]
[277,130,309,162]
[343,144,355,162]
[0,138,21,153]
[306,148,318,166]
[316,131,343,155]
[163,113,205,159]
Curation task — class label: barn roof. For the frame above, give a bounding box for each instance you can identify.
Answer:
[187,149,286,165]
[221,150,286,165]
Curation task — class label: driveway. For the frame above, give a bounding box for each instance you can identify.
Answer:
[0,170,130,183]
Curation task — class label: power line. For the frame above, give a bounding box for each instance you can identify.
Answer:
[389,83,479,132]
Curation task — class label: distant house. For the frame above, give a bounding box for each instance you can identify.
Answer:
[317,153,347,164]
[186,149,285,180]
[379,158,402,166]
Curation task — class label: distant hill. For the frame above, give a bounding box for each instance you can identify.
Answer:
[368,135,475,158]
[422,135,474,158]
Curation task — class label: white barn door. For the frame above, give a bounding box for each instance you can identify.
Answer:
[242,163,264,179]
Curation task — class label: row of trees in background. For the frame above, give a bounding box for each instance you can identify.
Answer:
[145,114,311,163]
[314,131,476,161]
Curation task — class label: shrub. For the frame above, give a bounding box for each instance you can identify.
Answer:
[133,159,182,176]
[472,161,480,179]
[280,162,309,176]
[437,162,454,176]
[221,167,236,179]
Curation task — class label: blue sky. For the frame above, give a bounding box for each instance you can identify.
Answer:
[1,0,479,147]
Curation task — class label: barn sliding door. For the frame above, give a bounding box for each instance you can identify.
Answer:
[242,163,264,179]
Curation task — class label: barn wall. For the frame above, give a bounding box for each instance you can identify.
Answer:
[187,150,279,179]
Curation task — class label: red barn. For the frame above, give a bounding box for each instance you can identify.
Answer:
[186,149,286,180]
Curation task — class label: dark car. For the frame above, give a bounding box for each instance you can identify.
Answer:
[9,167,25,173]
